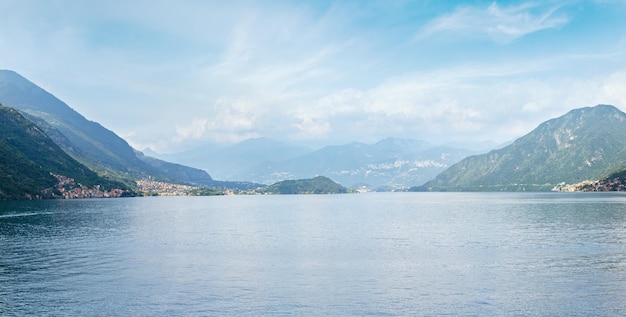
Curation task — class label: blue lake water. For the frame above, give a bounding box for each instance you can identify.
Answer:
[1,192,626,316]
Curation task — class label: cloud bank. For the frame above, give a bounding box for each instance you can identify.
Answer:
[1,0,626,153]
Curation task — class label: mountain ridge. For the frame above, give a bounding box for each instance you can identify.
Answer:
[0,69,259,190]
[6,70,623,193]
[164,137,312,180]
[241,138,475,189]
[0,104,128,199]
[146,136,474,189]
[420,104,626,191]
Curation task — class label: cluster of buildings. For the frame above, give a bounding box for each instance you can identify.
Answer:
[53,175,126,198]
[135,179,197,196]
[578,178,626,192]
[52,176,228,198]
[555,177,626,192]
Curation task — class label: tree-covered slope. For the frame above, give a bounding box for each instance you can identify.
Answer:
[0,70,142,172]
[0,69,232,187]
[421,105,626,191]
[0,104,121,199]
[260,176,348,194]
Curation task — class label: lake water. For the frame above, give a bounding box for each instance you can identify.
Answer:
[2,192,626,316]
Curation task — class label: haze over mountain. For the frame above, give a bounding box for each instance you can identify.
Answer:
[153,137,311,181]
[215,137,477,189]
[149,136,501,189]
[421,105,626,191]
[0,69,256,189]
[5,69,626,194]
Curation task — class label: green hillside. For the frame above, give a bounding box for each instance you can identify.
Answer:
[0,69,258,190]
[260,176,348,194]
[0,104,124,199]
[0,70,205,184]
[419,105,626,191]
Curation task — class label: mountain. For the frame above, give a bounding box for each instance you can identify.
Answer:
[144,142,223,167]
[160,137,311,180]
[420,105,626,191]
[0,104,128,199]
[242,138,475,189]
[0,70,256,189]
[259,176,348,194]
[0,70,143,173]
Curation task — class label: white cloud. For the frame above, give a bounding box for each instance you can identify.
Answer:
[172,96,263,145]
[416,1,570,43]
[292,117,332,140]
[174,118,208,142]
[154,53,626,150]
[600,71,626,106]
[3,0,626,153]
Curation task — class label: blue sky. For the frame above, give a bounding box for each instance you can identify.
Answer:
[2,0,626,152]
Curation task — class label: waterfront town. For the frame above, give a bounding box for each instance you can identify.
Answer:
[555,177,626,192]
[136,178,201,196]
[53,174,127,198]
[53,175,227,198]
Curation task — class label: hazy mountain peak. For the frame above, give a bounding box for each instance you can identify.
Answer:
[0,69,82,120]
[0,69,30,89]
[374,137,433,153]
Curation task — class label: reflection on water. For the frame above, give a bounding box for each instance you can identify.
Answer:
[1,193,626,316]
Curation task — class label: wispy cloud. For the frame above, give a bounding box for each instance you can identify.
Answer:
[149,45,626,151]
[415,1,570,43]
[3,0,626,153]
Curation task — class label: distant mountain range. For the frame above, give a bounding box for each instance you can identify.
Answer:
[3,70,626,195]
[243,139,477,189]
[419,105,626,191]
[0,69,258,190]
[155,137,311,181]
[153,137,479,189]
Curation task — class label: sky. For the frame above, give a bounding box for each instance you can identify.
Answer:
[2,0,626,153]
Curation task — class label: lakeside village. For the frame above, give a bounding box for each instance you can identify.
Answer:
[53,175,235,199]
[54,174,126,199]
[135,179,233,196]
[555,177,626,192]
[51,174,626,199]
